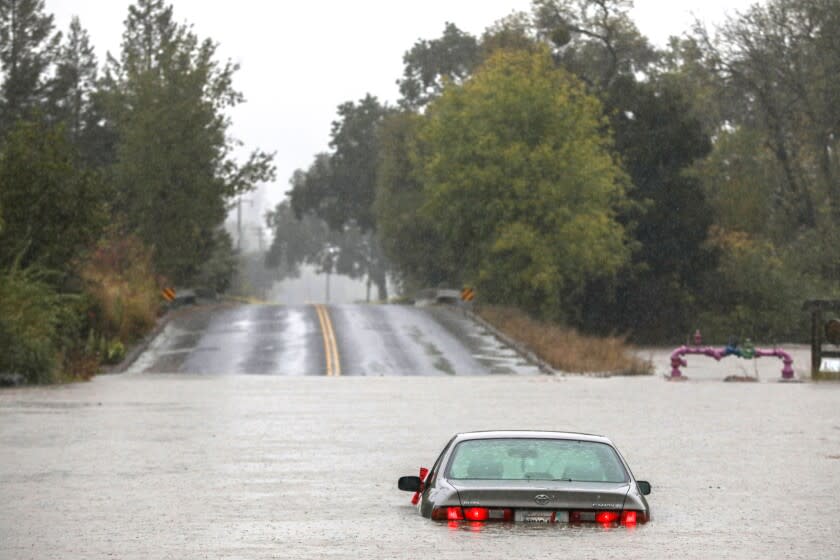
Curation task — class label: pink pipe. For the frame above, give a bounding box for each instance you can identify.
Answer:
[669,346,795,380]
[754,348,795,380]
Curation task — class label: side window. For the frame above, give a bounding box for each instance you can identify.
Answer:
[426,437,456,489]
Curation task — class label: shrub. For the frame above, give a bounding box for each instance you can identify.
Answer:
[0,268,68,384]
[105,340,126,364]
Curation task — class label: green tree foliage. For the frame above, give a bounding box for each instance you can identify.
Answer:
[512,2,715,339]
[397,22,481,109]
[291,95,390,233]
[287,95,391,298]
[697,229,806,342]
[104,0,274,285]
[0,119,108,273]
[0,0,60,131]
[48,17,96,137]
[699,0,840,229]
[47,17,114,167]
[266,200,331,278]
[374,111,452,292]
[418,48,631,320]
[580,76,715,339]
[679,0,840,337]
[655,36,728,135]
[267,198,388,301]
[481,12,540,56]
[690,127,782,238]
[533,0,657,89]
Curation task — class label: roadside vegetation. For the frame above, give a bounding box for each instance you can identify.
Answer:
[269,0,840,347]
[478,306,652,376]
[0,0,273,385]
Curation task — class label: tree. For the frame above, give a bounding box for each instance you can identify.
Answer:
[266,200,387,301]
[266,199,332,278]
[679,0,840,320]
[579,76,716,339]
[481,11,539,56]
[0,119,108,273]
[103,0,274,285]
[654,36,730,136]
[326,94,390,233]
[690,126,783,239]
[532,0,657,90]
[375,111,452,292]
[697,0,840,229]
[0,0,59,132]
[397,22,481,109]
[418,48,631,320]
[288,95,391,299]
[47,16,112,166]
[48,17,96,137]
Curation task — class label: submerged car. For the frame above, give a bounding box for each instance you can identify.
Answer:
[398,430,651,525]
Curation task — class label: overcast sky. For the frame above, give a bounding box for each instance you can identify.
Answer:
[49,0,760,226]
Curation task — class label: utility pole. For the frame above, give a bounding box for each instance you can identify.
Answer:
[236,196,254,251]
[326,270,331,303]
[324,245,339,304]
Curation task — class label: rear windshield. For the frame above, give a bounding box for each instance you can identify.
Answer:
[446,438,628,483]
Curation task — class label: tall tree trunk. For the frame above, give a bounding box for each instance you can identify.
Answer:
[373,269,388,302]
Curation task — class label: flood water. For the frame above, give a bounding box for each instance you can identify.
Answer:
[1,352,839,559]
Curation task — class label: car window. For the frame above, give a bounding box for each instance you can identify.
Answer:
[446,438,628,483]
[426,436,456,488]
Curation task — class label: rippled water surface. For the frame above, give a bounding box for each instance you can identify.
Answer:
[2,353,839,559]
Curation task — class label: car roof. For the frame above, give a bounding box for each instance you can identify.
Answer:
[452,430,614,445]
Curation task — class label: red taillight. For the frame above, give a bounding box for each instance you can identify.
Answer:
[432,506,464,521]
[464,507,489,521]
[447,507,464,520]
[570,510,643,526]
[594,511,620,523]
[433,506,513,522]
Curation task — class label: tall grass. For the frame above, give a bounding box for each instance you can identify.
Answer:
[79,231,159,342]
[477,306,652,376]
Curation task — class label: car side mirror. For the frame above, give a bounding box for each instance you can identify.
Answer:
[637,481,652,495]
[398,476,422,492]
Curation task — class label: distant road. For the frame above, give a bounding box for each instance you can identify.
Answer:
[128,303,541,376]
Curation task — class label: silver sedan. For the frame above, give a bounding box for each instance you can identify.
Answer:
[398,430,652,525]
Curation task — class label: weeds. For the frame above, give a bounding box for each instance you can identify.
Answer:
[476,306,652,376]
[79,230,159,342]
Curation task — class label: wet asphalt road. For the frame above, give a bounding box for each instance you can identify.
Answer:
[1,303,839,559]
[127,303,542,376]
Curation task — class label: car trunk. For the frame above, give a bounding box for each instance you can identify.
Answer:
[451,479,631,511]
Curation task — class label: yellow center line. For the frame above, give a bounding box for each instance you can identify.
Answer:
[315,304,341,376]
[315,305,333,376]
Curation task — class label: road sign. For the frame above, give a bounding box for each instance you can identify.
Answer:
[161,287,176,302]
[460,287,476,302]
